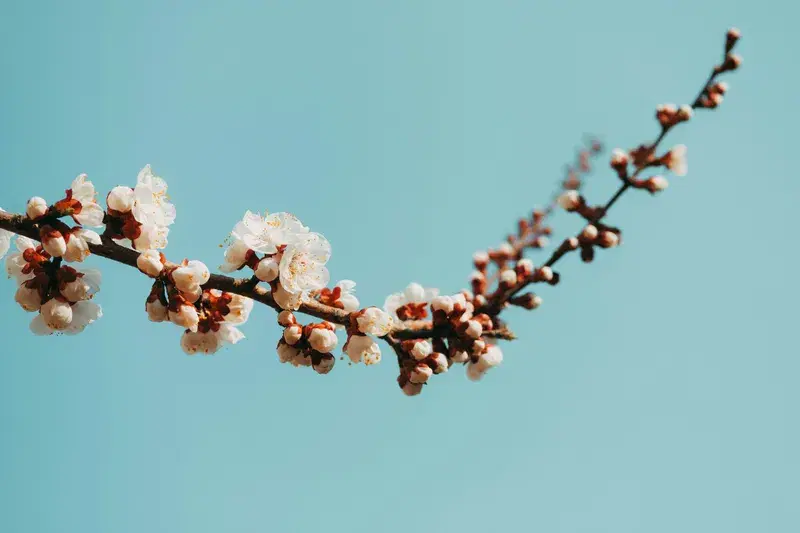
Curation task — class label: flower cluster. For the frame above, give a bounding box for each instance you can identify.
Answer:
[0,28,743,397]
[276,311,338,373]
[5,236,102,334]
[104,165,175,251]
[220,211,331,311]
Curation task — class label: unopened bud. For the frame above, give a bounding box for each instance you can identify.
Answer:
[598,231,620,248]
[557,190,581,211]
[581,225,599,241]
[26,197,48,220]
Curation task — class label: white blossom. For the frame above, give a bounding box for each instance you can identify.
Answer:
[273,282,302,310]
[137,249,164,277]
[172,260,210,294]
[181,331,221,355]
[557,190,581,211]
[146,299,168,322]
[232,210,309,255]
[356,307,394,336]
[31,300,101,336]
[277,341,300,364]
[169,303,199,332]
[313,354,336,375]
[667,145,688,176]
[334,280,359,311]
[451,350,469,364]
[225,293,253,325]
[15,284,41,312]
[254,256,280,282]
[431,295,455,314]
[69,174,105,227]
[384,282,439,321]
[60,269,101,303]
[132,165,176,227]
[430,352,449,374]
[409,364,433,384]
[344,334,382,365]
[464,320,483,339]
[410,340,433,361]
[5,236,36,281]
[283,324,303,345]
[650,176,669,191]
[219,237,250,273]
[40,298,73,331]
[26,197,48,220]
[308,327,338,353]
[63,229,101,263]
[0,208,12,260]
[499,269,517,285]
[41,227,67,258]
[132,224,169,251]
[107,186,135,213]
[401,381,423,396]
[279,232,331,295]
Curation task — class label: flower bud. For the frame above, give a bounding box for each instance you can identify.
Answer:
[409,363,433,384]
[137,249,164,277]
[308,328,338,353]
[107,186,135,213]
[41,298,73,330]
[26,197,48,220]
[283,324,303,345]
[15,284,42,312]
[255,256,280,282]
[146,298,168,322]
[557,190,581,211]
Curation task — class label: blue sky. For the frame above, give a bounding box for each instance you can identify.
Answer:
[1,1,797,532]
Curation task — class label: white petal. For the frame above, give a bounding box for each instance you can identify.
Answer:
[30,314,53,336]
[217,323,245,345]
[74,204,105,227]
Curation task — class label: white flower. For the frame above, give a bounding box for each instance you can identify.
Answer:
[181,331,221,355]
[279,232,331,295]
[63,229,102,263]
[26,197,48,220]
[277,341,300,363]
[219,237,251,273]
[313,354,336,375]
[107,186,135,213]
[254,256,280,282]
[132,165,176,227]
[499,269,517,285]
[60,269,101,303]
[467,345,504,381]
[283,324,303,345]
[31,300,101,335]
[557,190,581,211]
[146,299,168,322]
[40,298,73,330]
[667,145,688,176]
[225,293,253,325]
[384,282,439,321]
[133,224,169,251]
[431,295,455,314]
[334,280,359,311]
[172,260,210,294]
[273,282,302,310]
[410,340,433,361]
[344,334,382,365]
[451,350,469,364]
[169,303,199,332]
[464,320,483,339]
[356,307,394,337]
[401,381,423,396]
[308,327,338,353]
[409,363,433,384]
[649,176,669,191]
[0,208,12,260]
[290,352,312,368]
[40,226,67,258]
[232,211,309,255]
[5,236,36,281]
[137,249,164,277]
[69,174,105,227]
[430,352,449,374]
[15,284,42,312]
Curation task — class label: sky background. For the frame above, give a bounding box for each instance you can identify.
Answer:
[0,1,797,532]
